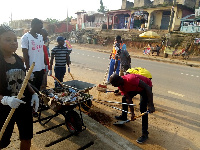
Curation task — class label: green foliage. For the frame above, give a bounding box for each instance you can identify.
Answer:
[45,18,59,24]
[66,16,73,23]
[97,0,107,13]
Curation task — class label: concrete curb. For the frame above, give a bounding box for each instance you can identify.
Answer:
[81,112,142,150]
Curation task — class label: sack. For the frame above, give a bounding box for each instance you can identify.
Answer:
[126,67,152,79]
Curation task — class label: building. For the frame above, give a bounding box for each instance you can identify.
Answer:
[75,11,112,30]
[120,0,195,31]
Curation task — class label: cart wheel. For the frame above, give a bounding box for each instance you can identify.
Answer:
[81,99,92,112]
[65,110,82,135]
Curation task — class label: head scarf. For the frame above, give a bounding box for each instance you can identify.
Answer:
[0,24,15,35]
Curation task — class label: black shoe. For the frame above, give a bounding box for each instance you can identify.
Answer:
[136,135,148,144]
[115,115,127,121]
[114,89,119,93]
[33,112,38,118]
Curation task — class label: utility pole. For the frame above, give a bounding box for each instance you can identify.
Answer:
[67,8,68,32]
[9,12,13,26]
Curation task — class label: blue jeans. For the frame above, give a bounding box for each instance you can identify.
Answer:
[54,67,66,87]
[107,58,120,82]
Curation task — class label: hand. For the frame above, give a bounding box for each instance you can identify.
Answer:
[31,93,39,112]
[1,96,26,108]
[148,104,155,113]
[68,67,70,73]
[45,65,49,73]
[48,70,52,76]
[131,113,136,121]
[115,46,119,51]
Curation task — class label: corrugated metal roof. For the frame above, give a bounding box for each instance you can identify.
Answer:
[180,14,195,21]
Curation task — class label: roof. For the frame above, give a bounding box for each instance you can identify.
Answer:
[180,14,195,21]
[106,9,131,15]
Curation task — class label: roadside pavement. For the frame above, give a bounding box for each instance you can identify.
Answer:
[3,109,141,150]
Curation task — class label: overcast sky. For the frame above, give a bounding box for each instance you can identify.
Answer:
[0,0,135,24]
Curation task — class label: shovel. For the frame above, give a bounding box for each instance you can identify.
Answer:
[113,111,150,125]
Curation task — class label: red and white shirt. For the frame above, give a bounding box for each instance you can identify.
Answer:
[21,32,45,72]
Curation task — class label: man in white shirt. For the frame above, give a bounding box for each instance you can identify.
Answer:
[21,18,45,117]
[21,18,45,91]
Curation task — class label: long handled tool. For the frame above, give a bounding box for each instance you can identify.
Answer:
[113,111,150,125]
[50,75,63,87]
[97,59,111,92]
[69,73,74,80]
[0,62,35,140]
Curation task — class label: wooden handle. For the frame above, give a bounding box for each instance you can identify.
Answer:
[69,73,74,80]
[50,75,63,87]
[0,62,35,140]
[102,61,110,84]
[134,111,149,119]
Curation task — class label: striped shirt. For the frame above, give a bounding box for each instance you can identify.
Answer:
[51,46,69,67]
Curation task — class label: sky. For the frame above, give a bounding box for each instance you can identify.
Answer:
[0,0,134,24]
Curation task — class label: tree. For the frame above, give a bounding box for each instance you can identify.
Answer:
[45,18,59,24]
[97,0,107,13]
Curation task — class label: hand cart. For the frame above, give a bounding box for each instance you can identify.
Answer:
[37,80,95,135]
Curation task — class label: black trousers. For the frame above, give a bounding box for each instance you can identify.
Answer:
[122,90,149,135]
[29,69,44,90]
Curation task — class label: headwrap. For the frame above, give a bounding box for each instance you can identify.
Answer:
[0,24,15,96]
[0,24,15,35]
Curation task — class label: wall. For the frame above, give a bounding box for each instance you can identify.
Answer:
[121,0,134,9]
[122,0,127,9]
[54,23,73,33]
[153,11,162,29]
[134,0,151,8]
[177,0,196,9]
[153,0,173,5]
[173,8,182,27]
[10,20,31,29]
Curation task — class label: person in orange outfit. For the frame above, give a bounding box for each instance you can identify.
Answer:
[106,35,127,84]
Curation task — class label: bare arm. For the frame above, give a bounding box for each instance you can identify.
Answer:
[44,54,47,65]
[27,83,37,95]
[138,80,155,112]
[114,55,118,72]
[0,95,3,101]
[66,53,70,67]
[22,48,30,70]
[128,55,131,64]
[49,54,54,70]
[138,80,153,103]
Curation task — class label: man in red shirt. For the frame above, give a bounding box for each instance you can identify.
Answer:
[109,73,155,143]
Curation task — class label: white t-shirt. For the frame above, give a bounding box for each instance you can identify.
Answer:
[21,32,45,72]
